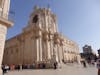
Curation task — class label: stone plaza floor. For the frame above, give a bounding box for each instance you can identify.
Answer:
[4,64,97,75]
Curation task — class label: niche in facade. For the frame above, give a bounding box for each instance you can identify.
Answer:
[32,15,38,23]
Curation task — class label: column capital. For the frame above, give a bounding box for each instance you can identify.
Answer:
[0,16,14,27]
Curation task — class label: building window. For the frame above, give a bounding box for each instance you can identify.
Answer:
[11,50,13,54]
[6,51,8,55]
[64,50,66,53]
[32,15,38,23]
[16,49,18,53]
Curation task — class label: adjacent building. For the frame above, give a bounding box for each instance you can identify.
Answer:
[81,45,97,62]
[2,6,80,66]
[83,45,92,54]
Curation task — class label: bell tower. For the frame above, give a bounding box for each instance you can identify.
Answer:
[25,6,58,33]
[0,0,13,74]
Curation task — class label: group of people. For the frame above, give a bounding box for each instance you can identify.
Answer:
[1,62,58,74]
[80,53,100,75]
[97,54,100,75]
[81,60,96,68]
[2,65,10,74]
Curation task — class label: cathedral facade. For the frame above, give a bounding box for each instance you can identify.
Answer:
[3,6,80,66]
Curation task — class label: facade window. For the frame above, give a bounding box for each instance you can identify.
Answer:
[6,51,8,55]
[11,50,13,54]
[16,49,18,53]
[32,15,38,23]
[64,50,66,53]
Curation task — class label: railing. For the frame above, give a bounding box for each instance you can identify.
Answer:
[0,11,14,23]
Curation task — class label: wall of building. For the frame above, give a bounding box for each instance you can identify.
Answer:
[2,6,80,65]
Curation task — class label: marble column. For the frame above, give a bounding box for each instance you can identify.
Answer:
[31,36,35,63]
[0,0,13,74]
[57,44,63,63]
[77,54,81,64]
[54,44,59,62]
[1,26,14,69]
[0,24,7,74]
[50,40,53,59]
[36,39,39,62]
[59,45,63,63]
[42,41,46,61]
[46,40,51,60]
[39,37,42,61]
[61,45,64,61]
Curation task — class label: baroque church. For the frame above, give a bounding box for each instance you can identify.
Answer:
[2,6,80,66]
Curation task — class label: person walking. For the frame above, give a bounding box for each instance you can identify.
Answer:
[54,62,58,69]
[81,60,87,68]
[97,59,100,75]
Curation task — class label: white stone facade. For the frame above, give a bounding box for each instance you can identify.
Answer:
[3,6,80,66]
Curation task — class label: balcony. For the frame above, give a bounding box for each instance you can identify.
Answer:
[0,11,14,27]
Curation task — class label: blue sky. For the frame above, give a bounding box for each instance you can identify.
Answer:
[7,0,100,53]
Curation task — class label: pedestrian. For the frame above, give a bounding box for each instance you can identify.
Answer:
[91,60,95,66]
[5,65,9,72]
[97,59,100,75]
[2,65,7,74]
[82,60,87,68]
[54,62,58,69]
[17,65,20,71]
